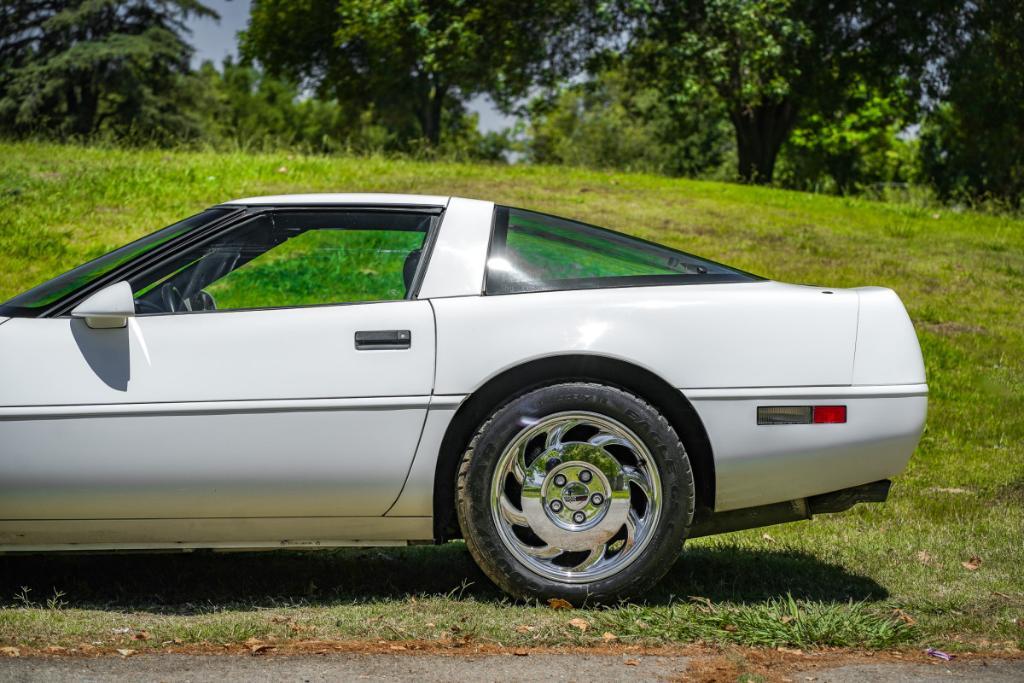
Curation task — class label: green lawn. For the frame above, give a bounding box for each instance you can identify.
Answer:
[0,142,1021,654]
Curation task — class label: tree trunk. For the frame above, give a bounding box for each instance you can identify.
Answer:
[730,99,797,184]
[417,82,447,146]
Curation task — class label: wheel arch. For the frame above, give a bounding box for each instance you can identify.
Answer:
[432,354,715,540]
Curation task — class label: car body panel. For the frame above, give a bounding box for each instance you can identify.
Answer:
[417,197,494,299]
[430,281,860,394]
[0,301,435,520]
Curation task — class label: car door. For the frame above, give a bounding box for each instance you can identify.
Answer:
[0,207,438,520]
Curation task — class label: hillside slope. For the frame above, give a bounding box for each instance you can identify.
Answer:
[0,142,1021,651]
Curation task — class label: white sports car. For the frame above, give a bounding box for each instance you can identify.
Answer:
[0,194,927,602]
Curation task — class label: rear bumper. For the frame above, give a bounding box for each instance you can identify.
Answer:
[688,479,891,538]
[687,384,927,511]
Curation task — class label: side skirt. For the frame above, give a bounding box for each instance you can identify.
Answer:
[0,516,433,553]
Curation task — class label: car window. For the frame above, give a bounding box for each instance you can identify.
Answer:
[485,206,759,294]
[0,209,234,317]
[131,210,431,314]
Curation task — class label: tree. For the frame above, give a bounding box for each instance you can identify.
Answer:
[627,0,948,184]
[242,0,607,147]
[919,2,1024,207]
[0,1,216,141]
[526,65,731,176]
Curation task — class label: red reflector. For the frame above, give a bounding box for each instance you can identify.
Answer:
[813,405,847,424]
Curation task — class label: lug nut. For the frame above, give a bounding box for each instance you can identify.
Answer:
[549,500,563,513]
[579,470,593,483]
[590,492,604,506]
[572,511,587,524]
[553,474,567,487]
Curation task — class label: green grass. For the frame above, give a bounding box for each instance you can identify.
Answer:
[0,142,1022,653]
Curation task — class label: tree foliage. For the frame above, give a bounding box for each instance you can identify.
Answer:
[0,0,216,142]
[627,0,947,184]
[242,0,607,146]
[526,66,731,176]
[919,1,1024,207]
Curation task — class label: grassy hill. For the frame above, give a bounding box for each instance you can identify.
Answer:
[0,142,1021,653]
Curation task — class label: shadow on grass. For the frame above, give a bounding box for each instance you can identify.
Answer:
[0,542,886,613]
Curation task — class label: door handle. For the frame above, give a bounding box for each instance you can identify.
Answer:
[354,329,412,350]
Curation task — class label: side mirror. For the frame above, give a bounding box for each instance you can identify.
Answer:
[71,281,135,329]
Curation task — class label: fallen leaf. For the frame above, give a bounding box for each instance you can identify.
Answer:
[780,615,794,624]
[389,645,406,651]
[515,624,535,634]
[602,632,618,642]
[892,609,917,626]
[722,624,738,632]
[116,649,134,657]
[43,646,66,654]
[425,623,436,628]
[777,646,802,655]
[133,631,151,641]
[173,638,183,645]
[762,533,775,543]
[624,658,640,666]
[962,555,982,571]
[513,649,529,656]
[568,617,590,632]
[0,647,20,658]
[547,598,573,610]
[245,637,274,655]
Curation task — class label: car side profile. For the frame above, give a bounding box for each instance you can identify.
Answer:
[0,194,927,602]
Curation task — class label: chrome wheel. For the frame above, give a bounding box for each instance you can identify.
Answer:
[490,411,662,583]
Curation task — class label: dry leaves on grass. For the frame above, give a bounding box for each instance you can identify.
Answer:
[962,555,983,571]
[547,598,573,610]
[244,638,274,655]
[892,609,917,626]
[602,632,618,642]
[624,658,640,666]
[567,617,590,632]
[0,647,20,657]
[515,624,535,634]
[133,630,151,641]
[116,649,135,657]
[916,550,933,565]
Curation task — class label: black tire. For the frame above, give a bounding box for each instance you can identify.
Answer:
[456,382,695,603]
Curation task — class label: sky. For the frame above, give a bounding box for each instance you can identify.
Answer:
[185,0,515,133]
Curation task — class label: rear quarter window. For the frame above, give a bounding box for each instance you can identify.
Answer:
[485,206,759,295]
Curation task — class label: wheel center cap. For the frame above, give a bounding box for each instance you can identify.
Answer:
[561,482,590,511]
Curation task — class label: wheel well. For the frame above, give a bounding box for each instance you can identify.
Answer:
[431,354,716,541]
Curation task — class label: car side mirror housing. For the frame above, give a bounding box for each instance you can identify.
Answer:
[71,281,135,329]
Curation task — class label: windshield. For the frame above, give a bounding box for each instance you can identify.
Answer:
[0,208,233,317]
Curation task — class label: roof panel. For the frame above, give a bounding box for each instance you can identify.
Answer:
[223,193,450,207]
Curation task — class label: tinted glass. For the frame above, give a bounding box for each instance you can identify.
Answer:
[131,211,431,314]
[485,206,758,294]
[0,209,233,317]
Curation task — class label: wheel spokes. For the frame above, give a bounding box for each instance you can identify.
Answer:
[491,411,663,583]
[513,539,563,559]
[622,465,653,502]
[570,544,607,573]
[498,493,529,527]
